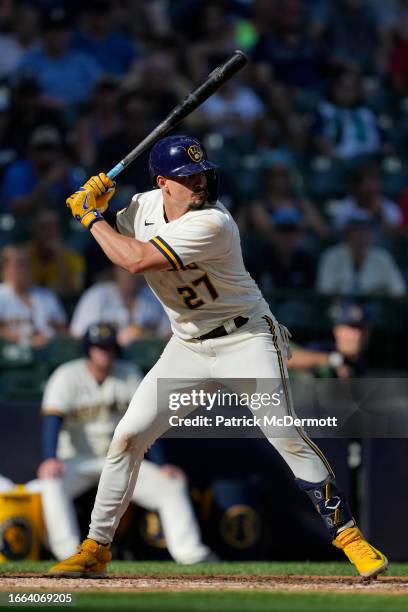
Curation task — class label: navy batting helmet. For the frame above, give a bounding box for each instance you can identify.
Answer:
[83,323,119,354]
[148,135,219,203]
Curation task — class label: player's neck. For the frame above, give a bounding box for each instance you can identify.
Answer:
[9,281,30,297]
[87,361,111,384]
[163,201,189,222]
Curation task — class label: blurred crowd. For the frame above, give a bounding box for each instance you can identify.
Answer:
[1,0,407,563]
[0,0,408,356]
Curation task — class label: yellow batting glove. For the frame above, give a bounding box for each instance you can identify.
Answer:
[66,188,103,229]
[82,173,116,213]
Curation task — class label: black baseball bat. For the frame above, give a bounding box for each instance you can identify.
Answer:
[107,50,248,179]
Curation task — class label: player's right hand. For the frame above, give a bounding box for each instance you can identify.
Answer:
[82,173,116,213]
[37,458,65,479]
[66,188,103,229]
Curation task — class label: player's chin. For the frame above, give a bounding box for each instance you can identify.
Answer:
[188,192,207,210]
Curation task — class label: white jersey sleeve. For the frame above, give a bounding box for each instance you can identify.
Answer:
[69,284,105,337]
[149,207,232,270]
[37,289,67,328]
[115,196,140,237]
[41,358,143,459]
[41,363,75,416]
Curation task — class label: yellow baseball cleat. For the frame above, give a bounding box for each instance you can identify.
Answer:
[48,539,112,578]
[333,527,388,579]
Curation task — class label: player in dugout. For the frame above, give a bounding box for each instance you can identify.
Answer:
[37,322,214,564]
[50,135,387,579]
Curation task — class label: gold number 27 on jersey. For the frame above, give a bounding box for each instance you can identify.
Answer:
[177,274,219,309]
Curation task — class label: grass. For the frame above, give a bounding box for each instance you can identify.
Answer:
[1,559,408,576]
[70,592,408,612]
[1,561,407,612]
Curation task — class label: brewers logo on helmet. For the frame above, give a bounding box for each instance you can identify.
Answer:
[83,323,119,354]
[148,134,219,203]
[187,145,204,162]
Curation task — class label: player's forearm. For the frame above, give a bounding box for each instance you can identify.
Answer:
[287,348,330,370]
[90,219,147,273]
[42,414,64,460]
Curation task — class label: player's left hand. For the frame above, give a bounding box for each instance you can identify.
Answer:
[37,458,65,479]
[66,188,103,229]
[82,173,116,213]
[160,464,188,483]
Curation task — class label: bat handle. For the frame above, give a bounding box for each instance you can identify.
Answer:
[107,161,126,180]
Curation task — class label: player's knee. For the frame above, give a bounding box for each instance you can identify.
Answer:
[273,438,305,456]
[107,431,140,459]
[52,536,80,560]
[159,473,186,500]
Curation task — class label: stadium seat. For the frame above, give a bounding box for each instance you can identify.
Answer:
[380,235,408,275]
[293,89,323,114]
[0,340,34,369]
[306,157,348,203]
[40,335,82,370]
[0,215,16,249]
[0,364,48,401]
[392,98,408,154]
[123,338,166,372]
[381,156,407,199]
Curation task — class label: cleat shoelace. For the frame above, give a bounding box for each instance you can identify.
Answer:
[346,538,379,561]
[76,544,96,558]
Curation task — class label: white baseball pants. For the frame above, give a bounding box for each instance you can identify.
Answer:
[29,459,211,563]
[89,311,332,544]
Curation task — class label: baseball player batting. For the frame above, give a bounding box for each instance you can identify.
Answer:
[50,135,387,578]
[37,323,213,564]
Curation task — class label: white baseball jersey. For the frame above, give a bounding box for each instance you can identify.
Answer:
[42,358,142,459]
[38,357,211,564]
[69,280,170,337]
[116,189,269,339]
[0,283,66,338]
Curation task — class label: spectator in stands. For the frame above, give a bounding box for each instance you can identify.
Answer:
[318,0,387,74]
[0,245,67,346]
[17,7,101,109]
[0,87,15,176]
[123,0,174,43]
[0,125,81,215]
[74,75,122,170]
[252,0,326,91]
[249,151,329,238]
[245,0,277,40]
[397,186,408,230]
[126,52,186,124]
[316,210,406,296]
[183,2,238,80]
[173,0,230,42]
[312,70,388,161]
[247,208,317,291]
[96,89,154,196]
[332,164,402,233]
[390,41,408,95]
[27,209,85,295]
[70,265,170,343]
[262,81,308,152]
[4,77,64,158]
[389,1,408,93]
[288,302,370,378]
[71,0,138,76]
[0,0,13,32]
[199,79,266,138]
[0,3,40,81]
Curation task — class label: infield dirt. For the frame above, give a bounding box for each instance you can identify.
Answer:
[1,574,408,595]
